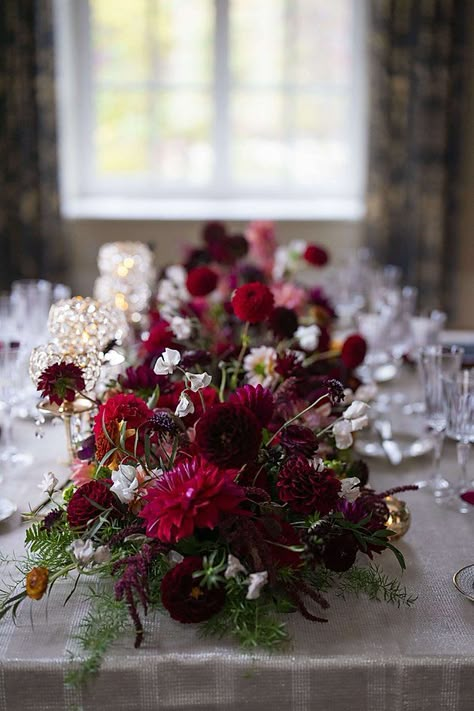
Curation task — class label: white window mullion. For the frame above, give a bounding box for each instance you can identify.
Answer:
[213,0,230,197]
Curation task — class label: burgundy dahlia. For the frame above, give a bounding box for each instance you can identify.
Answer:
[341,334,367,369]
[280,424,319,458]
[67,480,115,530]
[303,244,329,267]
[161,556,226,623]
[37,361,85,406]
[231,282,274,324]
[186,266,219,297]
[268,306,299,339]
[228,384,274,427]
[277,456,341,516]
[322,532,359,572]
[118,364,162,396]
[139,456,245,542]
[195,403,262,468]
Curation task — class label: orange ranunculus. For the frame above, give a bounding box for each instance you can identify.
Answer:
[26,567,49,600]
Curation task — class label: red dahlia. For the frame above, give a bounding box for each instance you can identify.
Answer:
[67,480,115,530]
[186,266,219,297]
[303,244,329,267]
[161,556,226,623]
[142,319,175,356]
[139,456,245,542]
[268,306,299,339]
[37,361,85,406]
[279,424,319,458]
[93,393,152,440]
[231,282,274,323]
[228,384,274,427]
[277,455,341,515]
[341,334,367,369]
[195,403,262,468]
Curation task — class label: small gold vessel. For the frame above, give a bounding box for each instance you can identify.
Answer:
[384,495,411,539]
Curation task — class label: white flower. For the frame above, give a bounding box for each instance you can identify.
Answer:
[153,348,181,375]
[111,464,140,504]
[168,550,184,568]
[94,545,111,564]
[343,400,370,420]
[295,324,321,351]
[272,246,289,281]
[69,539,95,565]
[171,316,192,341]
[243,346,278,388]
[333,419,353,449]
[225,554,247,580]
[38,471,58,495]
[339,477,361,503]
[350,415,369,432]
[185,371,212,392]
[175,391,195,417]
[166,264,187,286]
[342,388,354,404]
[311,456,325,472]
[354,383,378,403]
[289,239,307,258]
[246,571,268,600]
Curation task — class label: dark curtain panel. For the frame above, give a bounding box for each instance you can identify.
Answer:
[366,0,467,313]
[0,0,66,289]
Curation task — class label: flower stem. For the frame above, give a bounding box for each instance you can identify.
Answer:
[231,321,250,390]
[303,349,340,367]
[266,394,330,446]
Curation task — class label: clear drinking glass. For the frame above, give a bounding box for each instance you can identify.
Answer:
[443,370,473,513]
[0,343,33,464]
[416,345,464,496]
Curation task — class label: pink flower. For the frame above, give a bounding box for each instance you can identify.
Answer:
[245,221,276,275]
[70,459,95,487]
[139,456,246,543]
[271,282,307,314]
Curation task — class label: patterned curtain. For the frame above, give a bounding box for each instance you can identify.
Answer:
[365,0,467,313]
[0,0,67,289]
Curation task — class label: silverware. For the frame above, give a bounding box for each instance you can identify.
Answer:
[374,419,403,465]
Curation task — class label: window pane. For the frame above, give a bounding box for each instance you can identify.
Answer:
[231,91,285,185]
[95,90,149,175]
[91,0,149,83]
[230,0,285,86]
[154,91,212,185]
[155,0,213,85]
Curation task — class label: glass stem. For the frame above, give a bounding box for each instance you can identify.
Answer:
[456,441,470,493]
[1,405,13,450]
[430,429,445,488]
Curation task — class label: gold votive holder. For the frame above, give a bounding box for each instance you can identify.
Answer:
[384,495,411,539]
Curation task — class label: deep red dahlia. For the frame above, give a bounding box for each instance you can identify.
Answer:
[118,364,162,396]
[228,384,274,427]
[67,480,115,530]
[161,556,226,623]
[139,456,245,542]
[93,393,153,440]
[186,266,219,297]
[341,334,367,369]
[183,385,220,427]
[254,515,303,569]
[37,362,85,406]
[268,306,299,339]
[303,244,329,267]
[195,403,262,468]
[231,282,274,324]
[277,456,341,515]
[279,424,319,458]
[142,320,175,356]
[203,221,227,245]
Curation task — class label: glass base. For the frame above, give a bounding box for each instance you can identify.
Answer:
[0,446,33,466]
[0,497,17,522]
[414,476,450,498]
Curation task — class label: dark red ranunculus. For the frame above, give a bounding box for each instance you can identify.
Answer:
[195,403,262,468]
[277,456,341,515]
[268,306,299,339]
[341,334,367,369]
[279,424,319,458]
[231,282,274,324]
[161,556,226,623]
[228,384,274,427]
[67,480,115,530]
[303,244,329,267]
[37,362,85,406]
[93,393,153,440]
[186,266,219,297]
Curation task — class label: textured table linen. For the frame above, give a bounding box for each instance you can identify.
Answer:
[0,373,473,711]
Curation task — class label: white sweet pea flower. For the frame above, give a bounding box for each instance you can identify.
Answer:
[94,545,111,564]
[339,477,361,503]
[175,391,195,418]
[343,400,370,420]
[70,539,95,566]
[185,371,212,392]
[168,550,184,568]
[295,324,321,351]
[342,388,355,405]
[111,464,140,504]
[225,554,247,580]
[153,348,182,375]
[311,456,325,472]
[38,471,58,495]
[272,246,290,281]
[354,383,378,403]
[166,264,187,286]
[289,239,307,257]
[333,419,353,449]
[246,571,268,600]
[170,316,192,341]
[350,415,369,432]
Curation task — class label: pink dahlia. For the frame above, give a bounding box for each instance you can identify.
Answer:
[139,456,246,542]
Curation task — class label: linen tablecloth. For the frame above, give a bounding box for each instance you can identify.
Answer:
[0,371,473,711]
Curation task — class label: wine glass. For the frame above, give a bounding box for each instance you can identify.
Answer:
[0,343,33,464]
[443,370,473,513]
[416,345,464,497]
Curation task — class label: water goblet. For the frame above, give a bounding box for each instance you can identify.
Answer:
[0,343,33,465]
[443,370,473,513]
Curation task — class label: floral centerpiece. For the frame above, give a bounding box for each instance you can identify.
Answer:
[0,223,417,686]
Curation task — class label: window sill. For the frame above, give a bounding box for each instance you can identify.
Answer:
[62,197,365,222]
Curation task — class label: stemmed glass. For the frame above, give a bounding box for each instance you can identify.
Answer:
[0,343,33,464]
[416,345,464,496]
[443,370,473,513]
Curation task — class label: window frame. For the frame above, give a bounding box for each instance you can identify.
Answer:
[54,0,368,220]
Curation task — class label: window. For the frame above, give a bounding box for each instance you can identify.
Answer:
[55,0,367,219]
